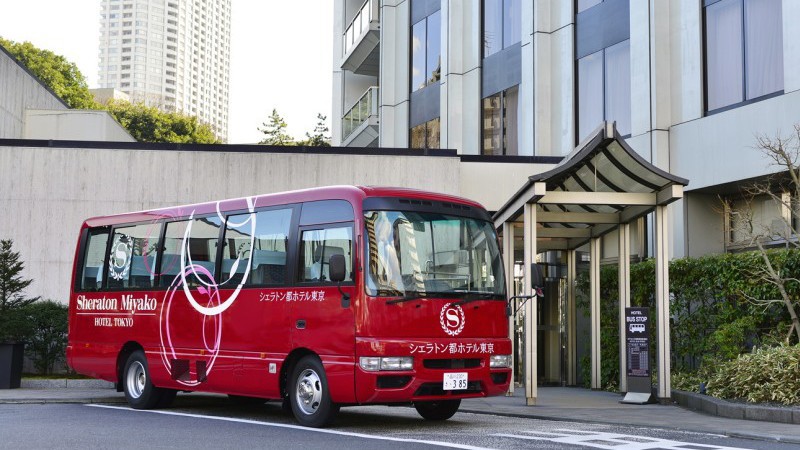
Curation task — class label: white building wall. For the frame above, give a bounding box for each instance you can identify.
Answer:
[24,110,135,142]
[0,48,67,138]
[441,0,481,155]
[378,0,410,148]
[331,0,800,260]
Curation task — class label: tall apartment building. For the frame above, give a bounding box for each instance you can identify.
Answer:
[98,0,231,142]
[333,0,800,260]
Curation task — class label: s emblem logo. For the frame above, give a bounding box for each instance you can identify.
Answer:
[440,303,465,336]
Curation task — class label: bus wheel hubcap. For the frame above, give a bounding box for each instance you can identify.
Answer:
[127,361,146,399]
[296,369,322,415]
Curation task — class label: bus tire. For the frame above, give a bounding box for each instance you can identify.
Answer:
[414,399,461,421]
[289,355,339,427]
[123,350,165,409]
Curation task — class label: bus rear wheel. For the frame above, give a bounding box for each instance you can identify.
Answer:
[414,399,461,421]
[289,355,339,427]
[123,350,171,409]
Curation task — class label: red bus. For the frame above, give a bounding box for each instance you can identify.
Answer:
[67,186,511,427]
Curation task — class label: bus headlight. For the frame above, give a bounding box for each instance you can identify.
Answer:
[359,356,413,372]
[490,354,512,368]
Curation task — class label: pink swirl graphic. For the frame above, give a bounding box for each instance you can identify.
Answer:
[159,264,222,386]
[157,198,257,385]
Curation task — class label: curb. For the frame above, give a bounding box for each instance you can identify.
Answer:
[671,390,800,425]
[21,379,115,389]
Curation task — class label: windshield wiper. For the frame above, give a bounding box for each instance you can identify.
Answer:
[386,292,430,305]
[452,292,503,307]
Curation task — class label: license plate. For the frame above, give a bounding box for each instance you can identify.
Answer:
[443,372,468,390]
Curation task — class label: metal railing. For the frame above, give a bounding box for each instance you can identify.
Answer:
[342,86,379,140]
[343,0,379,55]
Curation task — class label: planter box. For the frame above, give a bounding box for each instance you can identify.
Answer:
[0,342,25,389]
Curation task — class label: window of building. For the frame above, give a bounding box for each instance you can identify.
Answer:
[575,0,631,142]
[410,118,440,149]
[577,0,603,13]
[726,192,795,248]
[411,9,441,92]
[577,39,630,140]
[482,86,519,155]
[704,0,783,113]
[483,0,521,58]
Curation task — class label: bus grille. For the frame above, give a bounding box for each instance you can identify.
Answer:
[423,358,481,369]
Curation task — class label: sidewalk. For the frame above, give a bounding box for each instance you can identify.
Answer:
[461,387,800,444]
[1,382,799,444]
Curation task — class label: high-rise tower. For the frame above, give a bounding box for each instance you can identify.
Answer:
[98,0,231,141]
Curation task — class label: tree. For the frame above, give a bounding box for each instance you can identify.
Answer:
[0,239,39,342]
[0,37,97,109]
[298,113,331,147]
[104,100,219,144]
[1,37,218,143]
[724,124,800,344]
[258,109,295,146]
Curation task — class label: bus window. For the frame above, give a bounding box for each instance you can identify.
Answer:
[299,226,353,283]
[79,228,109,291]
[222,208,292,287]
[106,223,161,289]
[160,217,222,288]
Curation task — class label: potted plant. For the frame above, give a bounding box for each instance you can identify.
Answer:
[0,239,38,389]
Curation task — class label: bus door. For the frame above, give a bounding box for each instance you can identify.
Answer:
[293,222,356,401]
[217,206,297,397]
[156,216,240,391]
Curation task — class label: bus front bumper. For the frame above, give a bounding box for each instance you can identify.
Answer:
[354,337,512,404]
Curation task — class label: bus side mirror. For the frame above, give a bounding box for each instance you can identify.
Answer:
[329,254,350,308]
[329,254,346,283]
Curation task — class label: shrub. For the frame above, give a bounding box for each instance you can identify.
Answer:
[20,300,68,374]
[706,345,800,405]
[672,371,704,393]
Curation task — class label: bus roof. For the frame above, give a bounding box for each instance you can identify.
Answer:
[81,185,487,228]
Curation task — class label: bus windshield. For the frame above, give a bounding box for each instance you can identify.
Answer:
[364,210,505,298]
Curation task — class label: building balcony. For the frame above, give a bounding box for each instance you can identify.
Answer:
[341,0,380,76]
[342,86,379,147]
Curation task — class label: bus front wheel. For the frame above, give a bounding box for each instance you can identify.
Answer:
[414,399,461,421]
[289,355,339,427]
[123,350,171,409]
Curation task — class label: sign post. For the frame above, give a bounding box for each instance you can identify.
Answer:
[621,307,653,404]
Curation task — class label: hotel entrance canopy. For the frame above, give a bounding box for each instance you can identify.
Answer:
[493,122,688,405]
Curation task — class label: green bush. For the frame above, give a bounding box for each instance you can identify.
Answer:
[575,248,798,390]
[20,300,68,374]
[672,371,704,393]
[706,345,800,405]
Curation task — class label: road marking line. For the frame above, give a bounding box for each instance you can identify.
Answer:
[492,429,749,450]
[87,404,496,450]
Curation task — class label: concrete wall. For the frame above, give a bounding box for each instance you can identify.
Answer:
[24,110,135,142]
[459,161,553,212]
[0,143,461,302]
[0,47,67,138]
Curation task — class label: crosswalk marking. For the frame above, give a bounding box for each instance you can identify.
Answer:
[492,429,749,450]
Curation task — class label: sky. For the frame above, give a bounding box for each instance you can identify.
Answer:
[0,0,334,144]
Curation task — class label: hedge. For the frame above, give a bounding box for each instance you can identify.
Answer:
[575,248,798,390]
